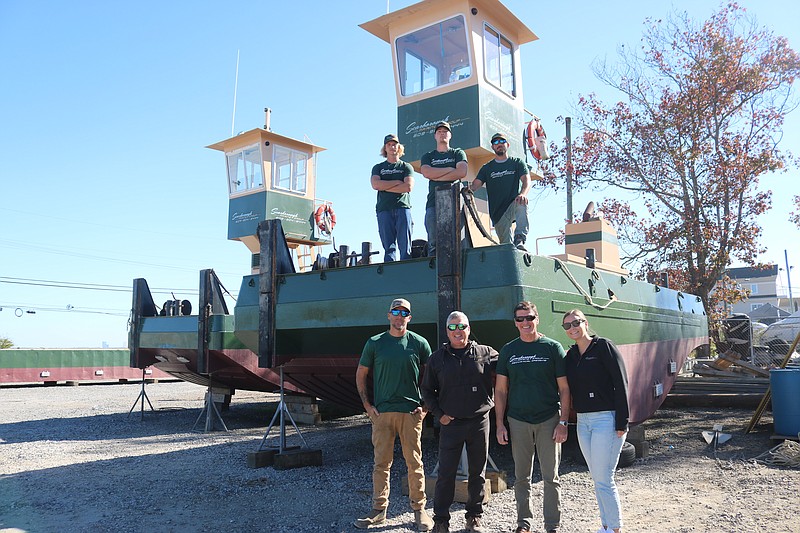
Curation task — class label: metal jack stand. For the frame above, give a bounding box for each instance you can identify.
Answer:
[247,367,322,469]
[258,367,307,452]
[128,368,155,420]
[192,382,229,432]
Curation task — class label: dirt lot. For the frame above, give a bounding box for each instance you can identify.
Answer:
[1,381,798,533]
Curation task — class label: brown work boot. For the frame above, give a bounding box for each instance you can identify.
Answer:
[465,515,486,532]
[414,509,434,531]
[353,508,386,529]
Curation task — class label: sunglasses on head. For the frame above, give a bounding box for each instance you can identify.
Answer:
[447,323,468,331]
[491,139,507,145]
[562,319,585,330]
[390,309,410,317]
[514,315,537,322]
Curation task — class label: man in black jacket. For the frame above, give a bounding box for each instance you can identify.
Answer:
[421,311,498,533]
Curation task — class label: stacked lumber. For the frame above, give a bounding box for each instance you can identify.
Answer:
[692,349,771,378]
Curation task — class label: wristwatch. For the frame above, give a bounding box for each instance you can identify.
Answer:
[558,420,568,426]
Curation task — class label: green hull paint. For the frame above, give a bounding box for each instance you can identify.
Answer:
[230,244,706,356]
[0,349,131,369]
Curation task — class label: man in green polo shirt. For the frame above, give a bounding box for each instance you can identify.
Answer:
[355,298,434,532]
[470,132,533,251]
[495,301,571,533]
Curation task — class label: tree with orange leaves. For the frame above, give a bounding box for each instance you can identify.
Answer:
[559,3,800,319]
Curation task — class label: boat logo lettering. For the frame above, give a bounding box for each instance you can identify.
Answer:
[270,208,305,222]
[508,354,549,364]
[380,168,406,176]
[489,169,516,179]
[231,211,259,223]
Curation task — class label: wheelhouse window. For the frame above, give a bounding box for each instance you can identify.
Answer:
[272,145,308,194]
[396,15,471,96]
[484,24,515,96]
[226,144,264,194]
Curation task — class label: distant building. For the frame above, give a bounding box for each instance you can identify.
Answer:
[725,265,779,315]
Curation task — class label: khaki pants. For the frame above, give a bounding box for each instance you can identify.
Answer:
[508,413,562,531]
[370,410,427,511]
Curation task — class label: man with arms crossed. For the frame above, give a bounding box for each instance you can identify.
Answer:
[420,121,468,256]
[371,134,415,261]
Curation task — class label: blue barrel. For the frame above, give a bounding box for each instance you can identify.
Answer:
[771,369,800,437]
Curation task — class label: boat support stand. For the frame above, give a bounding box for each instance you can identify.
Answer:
[128,368,155,420]
[248,367,323,469]
[192,382,229,432]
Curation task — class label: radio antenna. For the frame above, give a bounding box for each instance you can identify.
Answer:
[231,49,240,137]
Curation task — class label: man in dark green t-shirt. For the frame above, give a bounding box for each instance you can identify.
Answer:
[371,134,415,262]
[471,132,533,251]
[420,121,468,256]
[495,301,571,533]
[355,298,434,532]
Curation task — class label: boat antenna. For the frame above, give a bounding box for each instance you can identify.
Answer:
[231,49,240,137]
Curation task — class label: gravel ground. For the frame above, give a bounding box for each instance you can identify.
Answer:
[1,381,799,533]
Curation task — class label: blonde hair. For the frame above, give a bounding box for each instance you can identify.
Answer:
[381,143,405,158]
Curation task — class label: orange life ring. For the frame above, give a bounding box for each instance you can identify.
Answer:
[526,117,546,160]
[314,204,336,233]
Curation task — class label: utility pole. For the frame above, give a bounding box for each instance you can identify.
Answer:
[785,249,795,313]
[565,117,573,223]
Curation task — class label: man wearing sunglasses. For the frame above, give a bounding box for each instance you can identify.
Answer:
[420,311,498,533]
[470,133,533,251]
[495,301,570,533]
[420,121,468,256]
[355,298,434,531]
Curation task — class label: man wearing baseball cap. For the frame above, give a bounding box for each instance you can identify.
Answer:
[355,298,434,531]
[420,121,468,256]
[371,134,415,261]
[470,132,532,251]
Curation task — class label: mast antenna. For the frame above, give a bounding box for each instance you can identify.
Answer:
[231,49,240,137]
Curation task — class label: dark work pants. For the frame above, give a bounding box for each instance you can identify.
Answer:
[433,413,490,523]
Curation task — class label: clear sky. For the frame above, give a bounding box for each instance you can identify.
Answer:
[1,0,798,348]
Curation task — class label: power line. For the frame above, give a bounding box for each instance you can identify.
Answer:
[0,276,199,295]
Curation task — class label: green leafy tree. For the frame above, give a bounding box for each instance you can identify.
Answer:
[556,3,800,320]
[0,336,13,349]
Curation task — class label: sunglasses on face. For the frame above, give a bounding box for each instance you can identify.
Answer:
[562,319,585,330]
[514,315,537,322]
[390,309,410,317]
[491,139,507,145]
[447,323,468,331]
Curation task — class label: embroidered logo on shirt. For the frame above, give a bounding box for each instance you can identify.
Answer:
[508,354,549,364]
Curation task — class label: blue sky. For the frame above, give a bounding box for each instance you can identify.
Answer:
[1,0,798,348]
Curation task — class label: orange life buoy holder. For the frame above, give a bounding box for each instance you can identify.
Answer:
[314,204,336,234]
[524,116,549,161]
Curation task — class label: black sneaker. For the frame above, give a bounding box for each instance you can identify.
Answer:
[513,235,527,252]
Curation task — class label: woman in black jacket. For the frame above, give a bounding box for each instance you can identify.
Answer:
[562,309,629,533]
